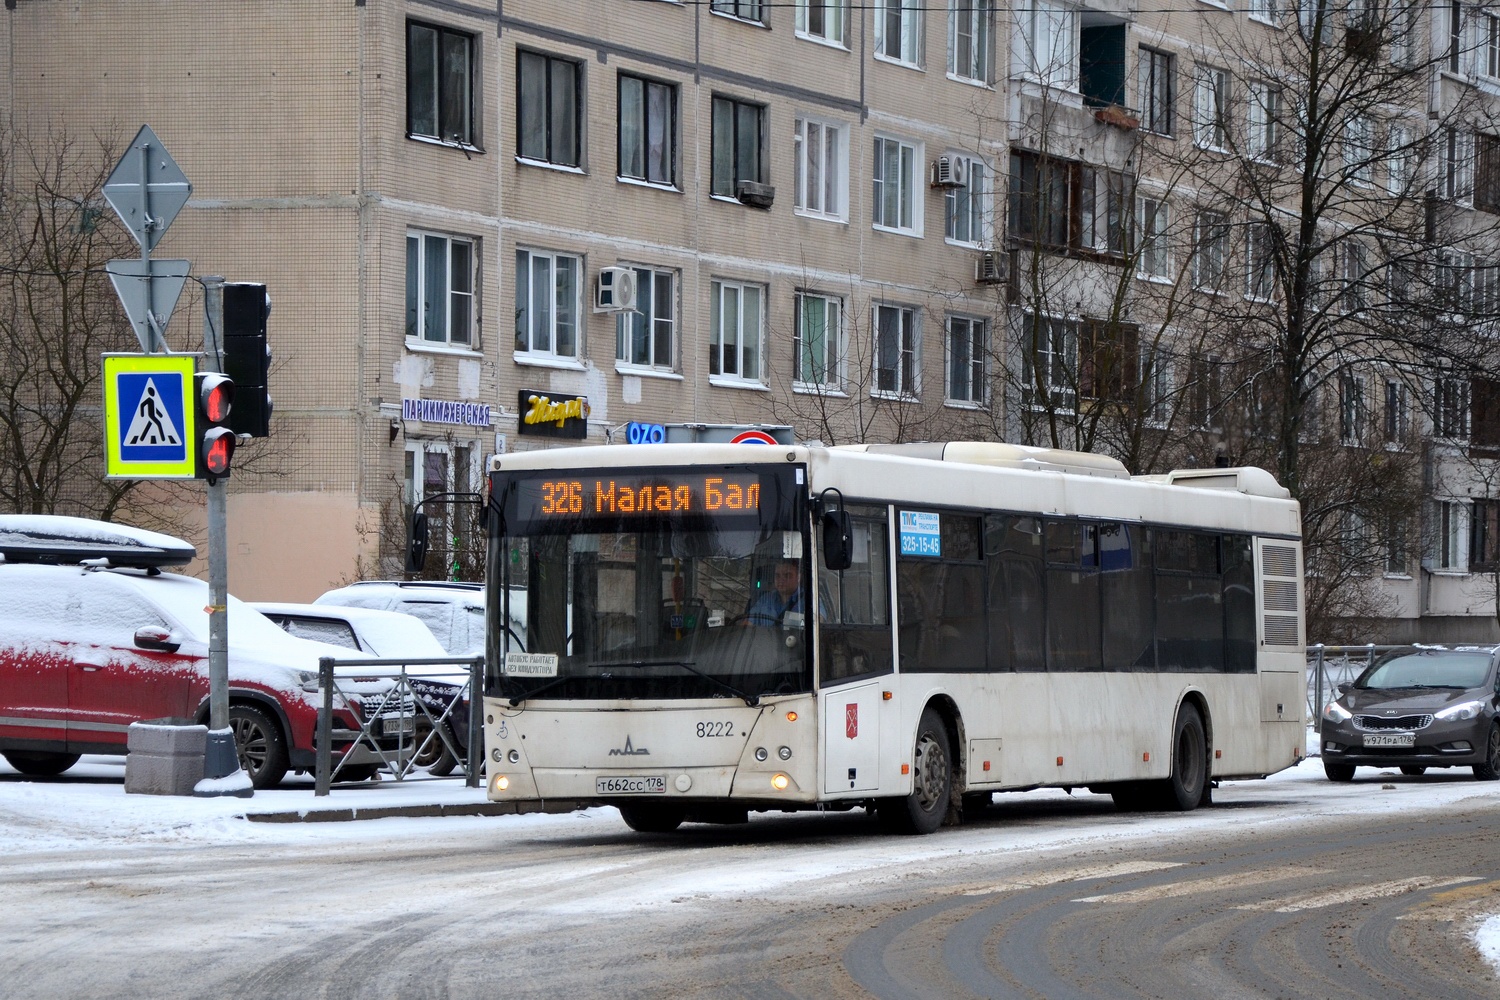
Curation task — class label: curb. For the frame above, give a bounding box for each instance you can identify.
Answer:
[245,799,585,824]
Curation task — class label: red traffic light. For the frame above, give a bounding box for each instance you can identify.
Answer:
[199,373,233,423]
[202,427,236,476]
[194,372,236,481]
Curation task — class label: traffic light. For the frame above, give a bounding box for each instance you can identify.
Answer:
[195,372,236,481]
[222,282,272,437]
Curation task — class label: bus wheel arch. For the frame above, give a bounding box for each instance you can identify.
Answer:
[879,698,963,834]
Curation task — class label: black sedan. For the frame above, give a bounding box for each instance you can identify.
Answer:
[1320,645,1500,781]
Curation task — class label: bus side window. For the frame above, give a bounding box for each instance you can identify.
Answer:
[898,513,985,673]
[1045,520,1101,672]
[1223,533,1255,672]
[1101,523,1154,671]
[1155,529,1225,671]
[985,515,1044,672]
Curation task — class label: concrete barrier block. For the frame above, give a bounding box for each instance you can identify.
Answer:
[125,720,208,796]
[127,720,207,756]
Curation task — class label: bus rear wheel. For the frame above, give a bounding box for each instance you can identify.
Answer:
[618,803,686,833]
[1162,703,1208,811]
[879,707,952,835]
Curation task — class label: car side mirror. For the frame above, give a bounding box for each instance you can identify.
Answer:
[134,626,181,653]
[1336,682,1351,696]
[406,510,430,574]
[822,509,853,572]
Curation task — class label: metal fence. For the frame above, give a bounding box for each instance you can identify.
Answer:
[313,655,484,796]
[1305,645,1406,749]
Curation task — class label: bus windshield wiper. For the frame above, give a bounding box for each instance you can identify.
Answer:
[588,660,760,707]
[508,673,575,706]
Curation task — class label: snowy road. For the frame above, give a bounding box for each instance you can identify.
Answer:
[1,757,1498,998]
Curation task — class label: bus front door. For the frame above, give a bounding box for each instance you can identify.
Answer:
[821,680,882,794]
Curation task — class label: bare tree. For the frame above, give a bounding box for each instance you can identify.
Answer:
[0,125,151,521]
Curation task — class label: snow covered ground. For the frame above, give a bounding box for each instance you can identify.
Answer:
[3,749,1498,970]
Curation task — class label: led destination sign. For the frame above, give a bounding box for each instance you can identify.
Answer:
[527,473,761,518]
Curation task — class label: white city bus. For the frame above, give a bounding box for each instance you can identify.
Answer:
[480,441,1305,834]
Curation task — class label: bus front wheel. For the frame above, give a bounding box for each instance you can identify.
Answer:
[618,803,686,833]
[879,707,953,835]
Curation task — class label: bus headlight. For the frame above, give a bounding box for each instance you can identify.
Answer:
[492,775,510,793]
[754,747,768,762]
[771,773,790,791]
[778,746,792,760]
[508,749,521,763]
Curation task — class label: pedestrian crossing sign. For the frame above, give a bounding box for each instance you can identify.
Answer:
[103,354,196,479]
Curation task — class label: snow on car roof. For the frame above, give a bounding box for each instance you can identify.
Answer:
[0,514,195,567]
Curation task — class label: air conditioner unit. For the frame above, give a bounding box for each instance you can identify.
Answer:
[594,267,638,313]
[975,249,1008,285]
[931,155,966,189]
[735,180,776,209]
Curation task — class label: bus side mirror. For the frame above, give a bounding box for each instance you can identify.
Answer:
[406,510,430,573]
[822,509,852,572]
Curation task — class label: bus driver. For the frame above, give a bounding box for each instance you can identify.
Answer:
[744,560,804,626]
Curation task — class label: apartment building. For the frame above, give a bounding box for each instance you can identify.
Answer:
[4,0,1500,642]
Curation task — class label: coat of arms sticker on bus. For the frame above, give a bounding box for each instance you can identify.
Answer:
[846,703,858,739]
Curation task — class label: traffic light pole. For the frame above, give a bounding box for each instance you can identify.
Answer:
[196,276,249,796]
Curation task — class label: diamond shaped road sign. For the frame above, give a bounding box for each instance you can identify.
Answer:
[103,124,191,253]
[106,258,191,354]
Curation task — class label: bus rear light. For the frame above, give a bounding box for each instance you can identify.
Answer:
[771,773,789,791]
[785,711,798,722]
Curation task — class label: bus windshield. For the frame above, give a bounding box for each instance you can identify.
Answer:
[489,464,811,702]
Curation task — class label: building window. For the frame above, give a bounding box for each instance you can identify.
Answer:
[1012,0,1077,90]
[1442,128,1474,205]
[711,95,767,198]
[944,156,991,246]
[1009,150,1129,258]
[405,441,477,546]
[1080,320,1139,402]
[1344,115,1372,186]
[946,315,988,404]
[1249,0,1279,25]
[1389,1,1417,66]
[618,74,676,187]
[873,135,921,233]
[1193,65,1230,151]
[407,22,474,145]
[794,291,844,388]
[616,267,675,370]
[1474,500,1500,571]
[1384,378,1409,443]
[1136,196,1171,279]
[1020,315,1077,412]
[874,303,920,397]
[1186,355,1222,431]
[1247,82,1281,162]
[1141,343,1174,425]
[1340,241,1368,311]
[1386,124,1411,196]
[514,248,580,360]
[794,117,848,221]
[1245,220,1275,300]
[709,279,763,384]
[1476,133,1500,216]
[1384,516,1408,575]
[1138,48,1174,136]
[1339,373,1366,445]
[517,50,581,168]
[1432,500,1466,570]
[797,1,847,45]
[1192,210,1230,291]
[1435,375,1470,439]
[711,0,765,22]
[876,0,924,66]
[406,231,474,346]
[950,1,994,83]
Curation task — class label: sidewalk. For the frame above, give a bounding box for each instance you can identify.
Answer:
[0,755,582,836]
